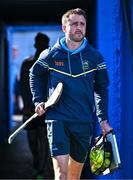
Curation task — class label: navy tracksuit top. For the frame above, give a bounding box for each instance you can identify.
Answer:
[29,37,109,123]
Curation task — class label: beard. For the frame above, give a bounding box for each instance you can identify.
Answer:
[69,32,85,42]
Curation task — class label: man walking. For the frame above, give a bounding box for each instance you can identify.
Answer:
[30,9,112,180]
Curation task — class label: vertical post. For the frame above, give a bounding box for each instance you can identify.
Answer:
[0,23,10,142]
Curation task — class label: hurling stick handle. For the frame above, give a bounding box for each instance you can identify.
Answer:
[8,113,38,144]
[8,101,50,144]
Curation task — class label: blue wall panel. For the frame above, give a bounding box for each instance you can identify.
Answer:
[96,0,133,179]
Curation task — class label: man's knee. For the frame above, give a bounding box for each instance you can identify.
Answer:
[53,163,67,180]
[52,155,69,180]
[67,157,84,179]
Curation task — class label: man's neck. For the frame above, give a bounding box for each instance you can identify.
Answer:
[66,39,83,50]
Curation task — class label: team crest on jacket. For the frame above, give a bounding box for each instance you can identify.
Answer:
[83,60,89,70]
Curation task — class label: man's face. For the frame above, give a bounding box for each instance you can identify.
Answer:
[62,14,86,42]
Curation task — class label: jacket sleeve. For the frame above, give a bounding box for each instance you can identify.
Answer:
[29,50,49,106]
[94,53,109,123]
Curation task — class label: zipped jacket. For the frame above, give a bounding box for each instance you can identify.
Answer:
[29,37,109,123]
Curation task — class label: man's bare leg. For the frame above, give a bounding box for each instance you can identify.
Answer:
[52,154,69,180]
[67,157,84,180]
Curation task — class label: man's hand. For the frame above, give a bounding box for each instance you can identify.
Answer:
[35,102,46,116]
[100,120,113,136]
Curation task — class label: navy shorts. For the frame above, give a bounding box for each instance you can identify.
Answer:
[46,120,93,163]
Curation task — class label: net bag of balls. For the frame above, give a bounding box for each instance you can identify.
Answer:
[89,134,112,175]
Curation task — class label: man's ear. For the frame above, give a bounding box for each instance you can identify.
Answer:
[62,25,66,33]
